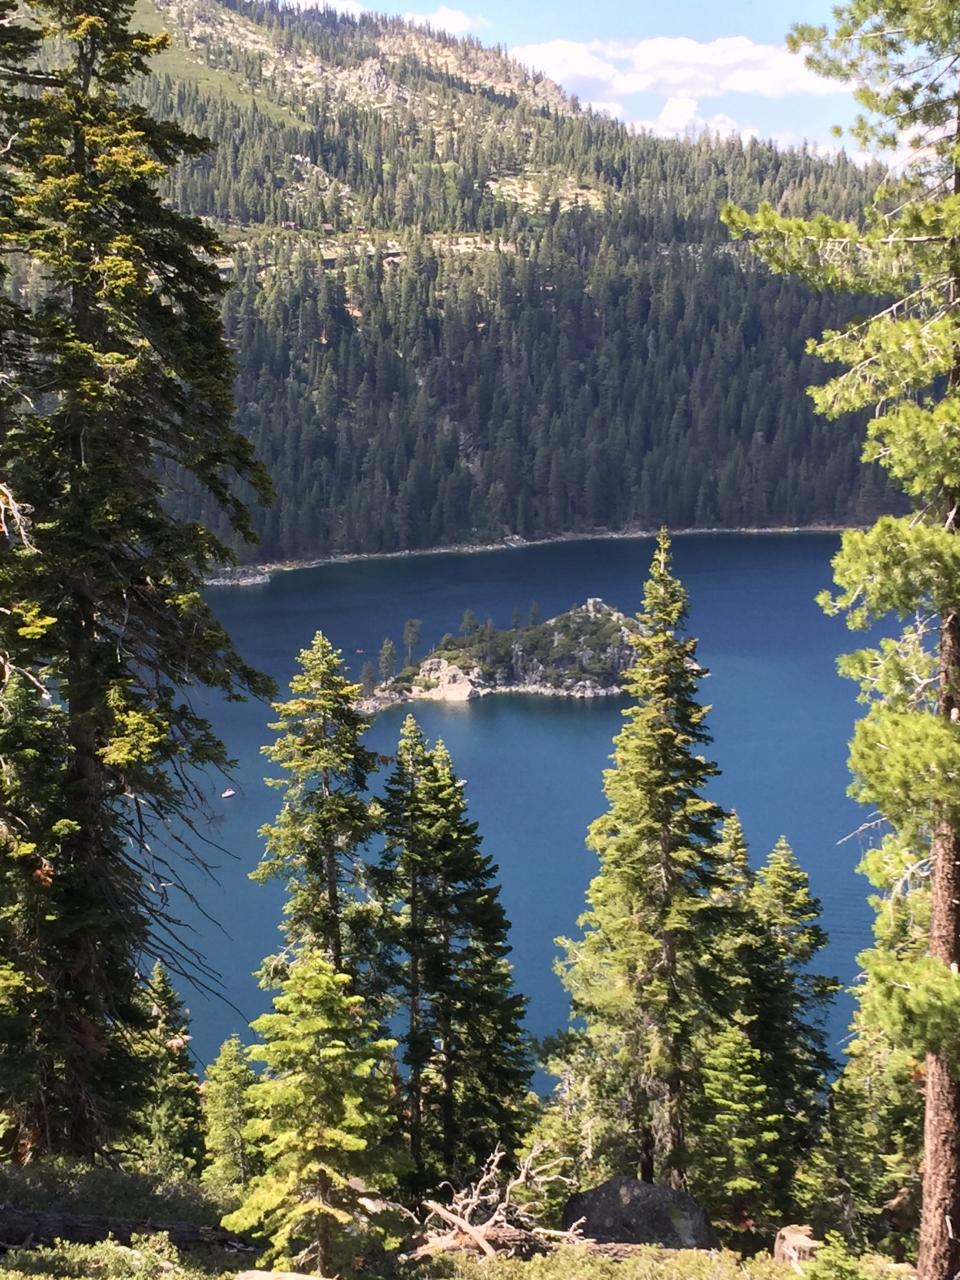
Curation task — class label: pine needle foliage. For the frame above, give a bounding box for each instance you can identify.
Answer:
[0,0,272,1159]
[134,962,203,1179]
[559,530,725,1187]
[689,1013,783,1233]
[255,631,382,979]
[380,715,532,1200]
[723,4,960,1271]
[223,948,399,1276]
[201,1034,261,1203]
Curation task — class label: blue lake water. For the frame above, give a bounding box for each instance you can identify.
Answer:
[181,532,875,1077]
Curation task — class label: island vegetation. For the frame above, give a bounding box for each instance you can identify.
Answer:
[367,598,639,707]
[1,0,960,1279]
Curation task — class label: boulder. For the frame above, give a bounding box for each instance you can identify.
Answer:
[773,1224,823,1264]
[561,1176,719,1250]
[236,1272,317,1280]
[414,657,482,701]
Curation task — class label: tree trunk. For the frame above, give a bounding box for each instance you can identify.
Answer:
[320,761,343,972]
[918,125,960,1279]
[917,610,960,1280]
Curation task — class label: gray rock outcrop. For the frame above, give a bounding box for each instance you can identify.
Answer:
[561,1176,719,1250]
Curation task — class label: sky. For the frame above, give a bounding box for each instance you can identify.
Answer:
[322,0,861,152]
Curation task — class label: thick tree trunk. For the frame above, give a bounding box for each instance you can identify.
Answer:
[917,611,960,1280]
[638,1124,655,1185]
[918,133,960,1279]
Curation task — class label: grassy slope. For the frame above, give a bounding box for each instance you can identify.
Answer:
[132,0,300,125]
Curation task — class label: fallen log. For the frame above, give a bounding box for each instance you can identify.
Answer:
[0,1206,253,1252]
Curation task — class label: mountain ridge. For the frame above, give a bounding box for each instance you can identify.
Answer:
[117,0,896,561]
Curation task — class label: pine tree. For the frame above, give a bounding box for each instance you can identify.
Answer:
[795,858,926,1255]
[202,1034,261,1202]
[694,818,834,1228]
[255,632,380,978]
[724,5,960,1270]
[0,0,272,1157]
[136,962,203,1178]
[380,716,531,1198]
[559,530,725,1187]
[0,0,38,457]
[747,837,835,1204]
[689,1014,783,1237]
[378,638,397,684]
[402,618,422,668]
[223,948,398,1275]
[796,1031,923,1257]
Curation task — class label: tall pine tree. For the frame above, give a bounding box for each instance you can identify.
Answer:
[255,632,381,978]
[380,715,531,1199]
[725,4,960,1270]
[559,530,725,1187]
[202,1034,261,1203]
[0,0,271,1158]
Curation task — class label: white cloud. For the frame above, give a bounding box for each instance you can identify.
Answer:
[405,5,490,34]
[585,100,624,118]
[655,95,698,132]
[513,34,845,103]
[512,38,617,86]
[631,96,758,141]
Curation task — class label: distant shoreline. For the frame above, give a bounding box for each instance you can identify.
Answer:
[205,524,849,588]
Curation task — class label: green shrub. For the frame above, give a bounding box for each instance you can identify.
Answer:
[427,1244,791,1280]
[804,1235,891,1280]
[0,1159,224,1226]
[0,1233,233,1279]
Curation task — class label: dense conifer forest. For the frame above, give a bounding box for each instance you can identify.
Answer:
[85,0,895,559]
[5,1,960,1278]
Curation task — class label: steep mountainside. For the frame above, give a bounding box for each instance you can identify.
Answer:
[114,0,891,559]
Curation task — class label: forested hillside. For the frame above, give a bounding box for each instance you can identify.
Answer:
[118,0,891,558]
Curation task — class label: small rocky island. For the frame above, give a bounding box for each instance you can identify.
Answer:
[366,599,638,711]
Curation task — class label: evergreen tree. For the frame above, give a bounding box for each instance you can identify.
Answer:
[202,1034,262,1202]
[223,948,398,1275]
[0,0,271,1157]
[136,962,203,1178]
[746,837,835,1206]
[380,715,531,1198]
[725,4,960,1270]
[795,856,926,1256]
[0,0,38,465]
[689,1013,783,1239]
[378,637,397,684]
[558,530,725,1187]
[255,632,380,978]
[694,817,834,1228]
[796,1031,923,1257]
[402,618,422,668]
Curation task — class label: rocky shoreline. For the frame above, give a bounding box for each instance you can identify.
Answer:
[361,598,637,713]
[205,525,849,588]
[360,656,627,715]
